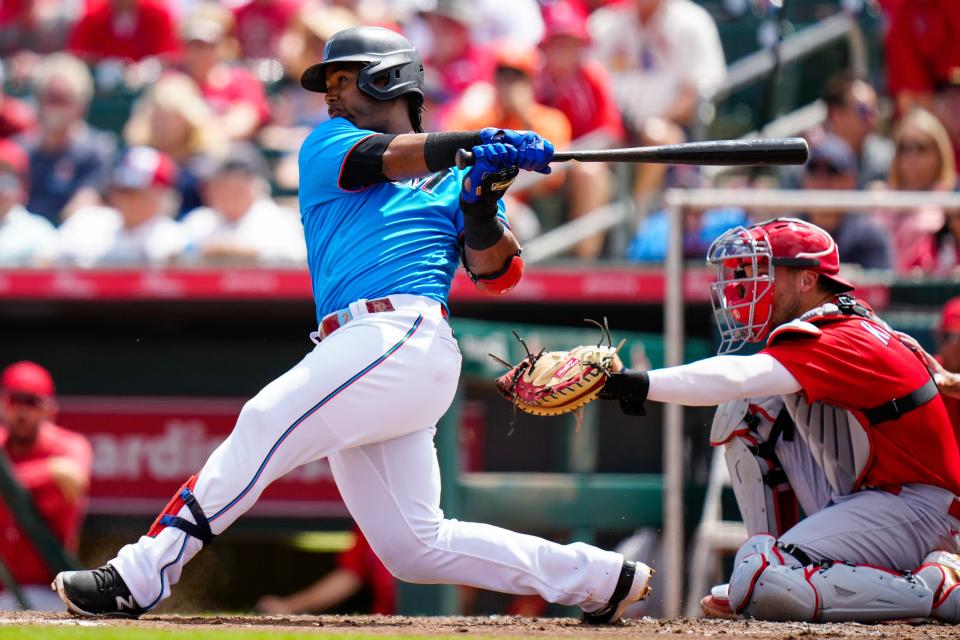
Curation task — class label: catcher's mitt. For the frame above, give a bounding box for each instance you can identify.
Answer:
[493,319,624,417]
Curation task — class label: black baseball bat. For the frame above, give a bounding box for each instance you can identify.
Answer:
[454,137,809,169]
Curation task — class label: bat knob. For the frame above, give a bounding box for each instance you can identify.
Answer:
[455,148,475,169]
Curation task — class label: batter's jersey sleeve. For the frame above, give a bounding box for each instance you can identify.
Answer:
[298,118,380,207]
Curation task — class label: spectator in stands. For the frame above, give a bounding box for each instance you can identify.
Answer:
[124,72,227,217]
[935,297,960,437]
[444,45,570,249]
[180,6,271,142]
[626,167,748,262]
[181,143,305,264]
[68,0,180,63]
[933,68,960,180]
[801,135,893,270]
[589,0,725,203]
[885,0,960,115]
[535,0,624,257]
[816,71,893,188]
[419,0,494,128]
[0,362,92,611]
[53,147,186,266]
[0,64,35,139]
[0,139,55,266]
[883,108,957,272]
[446,46,571,156]
[261,4,359,191]
[233,0,301,60]
[255,527,394,615]
[470,0,544,48]
[22,53,116,225]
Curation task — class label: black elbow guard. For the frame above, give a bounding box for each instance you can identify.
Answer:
[339,134,397,190]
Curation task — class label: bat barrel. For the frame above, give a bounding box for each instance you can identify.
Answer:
[455,137,809,168]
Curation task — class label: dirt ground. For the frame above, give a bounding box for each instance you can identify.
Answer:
[0,612,958,639]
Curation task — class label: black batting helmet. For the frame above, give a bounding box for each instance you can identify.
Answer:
[300,26,424,103]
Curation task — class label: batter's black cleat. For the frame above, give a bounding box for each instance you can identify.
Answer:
[53,565,147,618]
[581,560,654,625]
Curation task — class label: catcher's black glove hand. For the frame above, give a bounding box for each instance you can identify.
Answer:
[599,369,650,416]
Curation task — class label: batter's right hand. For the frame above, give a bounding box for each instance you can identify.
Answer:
[461,143,520,206]
[480,128,554,174]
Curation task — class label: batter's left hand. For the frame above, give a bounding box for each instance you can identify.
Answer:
[479,128,554,174]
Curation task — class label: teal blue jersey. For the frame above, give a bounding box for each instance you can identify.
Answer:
[298,118,507,322]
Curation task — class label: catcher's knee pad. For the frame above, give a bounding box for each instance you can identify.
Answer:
[915,551,960,623]
[724,435,799,537]
[147,474,216,547]
[730,535,932,622]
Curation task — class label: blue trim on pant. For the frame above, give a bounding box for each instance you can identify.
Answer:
[146,314,423,610]
[209,313,424,523]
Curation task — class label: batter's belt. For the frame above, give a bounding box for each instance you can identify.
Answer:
[312,295,448,342]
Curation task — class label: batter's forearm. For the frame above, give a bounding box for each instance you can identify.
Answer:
[464,230,520,276]
[383,131,483,180]
[647,354,801,406]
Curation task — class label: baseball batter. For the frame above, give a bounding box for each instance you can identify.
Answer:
[601,217,960,623]
[52,27,651,623]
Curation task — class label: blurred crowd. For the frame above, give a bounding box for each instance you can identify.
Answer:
[0,0,957,272]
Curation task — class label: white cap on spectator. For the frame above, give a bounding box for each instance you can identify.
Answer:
[111,147,178,190]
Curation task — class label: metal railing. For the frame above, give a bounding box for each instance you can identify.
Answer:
[658,188,960,618]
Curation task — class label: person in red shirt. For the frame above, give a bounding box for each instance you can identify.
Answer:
[0,62,35,139]
[420,0,495,129]
[68,0,180,63]
[233,0,302,60]
[933,297,960,436]
[180,7,271,141]
[255,526,394,615]
[0,362,91,611]
[601,218,960,623]
[534,0,624,258]
[885,0,960,114]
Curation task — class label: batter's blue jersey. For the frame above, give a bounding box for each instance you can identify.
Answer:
[299,117,508,322]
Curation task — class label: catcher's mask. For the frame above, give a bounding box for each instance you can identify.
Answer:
[706,217,854,354]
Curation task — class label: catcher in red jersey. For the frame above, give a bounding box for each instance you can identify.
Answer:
[600,217,960,623]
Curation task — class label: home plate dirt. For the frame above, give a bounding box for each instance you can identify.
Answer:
[0,612,958,638]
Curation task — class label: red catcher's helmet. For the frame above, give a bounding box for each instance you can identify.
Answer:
[706,217,854,354]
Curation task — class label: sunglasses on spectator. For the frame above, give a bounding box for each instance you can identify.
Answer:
[940,331,960,344]
[40,91,77,106]
[5,392,44,407]
[846,101,876,120]
[806,161,843,176]
[897,140,935,154]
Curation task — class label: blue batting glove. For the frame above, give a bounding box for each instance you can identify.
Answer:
[461,143,520,205]
[479,128,554,174]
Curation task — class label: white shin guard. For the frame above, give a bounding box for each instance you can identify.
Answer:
[729,534,934,622]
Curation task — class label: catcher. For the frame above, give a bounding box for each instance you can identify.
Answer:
[499,217,960,623]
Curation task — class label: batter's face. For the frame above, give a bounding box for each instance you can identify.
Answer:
[324,63,392,132]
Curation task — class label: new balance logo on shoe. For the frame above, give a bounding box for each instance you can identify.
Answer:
[116,595,137,610]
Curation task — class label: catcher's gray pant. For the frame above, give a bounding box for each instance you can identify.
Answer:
[109,296,625,611]
[724,411,960,621]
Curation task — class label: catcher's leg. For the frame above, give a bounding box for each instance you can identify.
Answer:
[328,427,651,620]
[728,534,931,622]
[728,485,960,622]
[58,305,460,615]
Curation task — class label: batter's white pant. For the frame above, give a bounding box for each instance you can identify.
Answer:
[110,296,624,611]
